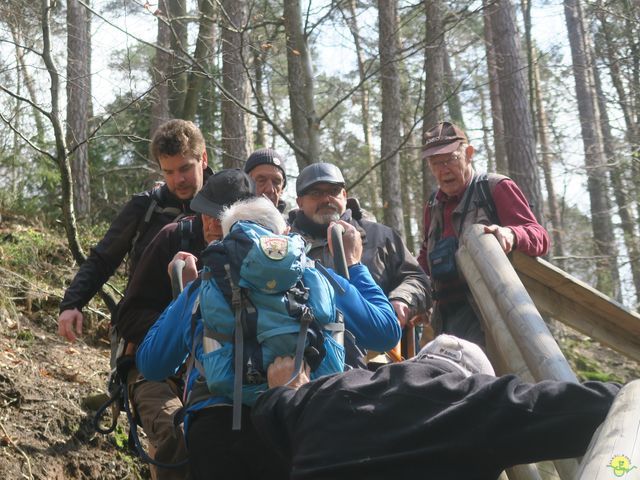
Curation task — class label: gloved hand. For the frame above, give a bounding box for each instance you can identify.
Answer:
[116,354,136,384]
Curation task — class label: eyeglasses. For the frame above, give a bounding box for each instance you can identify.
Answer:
[305,185,344,198]
[429,152,463,170]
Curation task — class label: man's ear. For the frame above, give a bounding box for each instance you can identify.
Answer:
[296,197,303,208]
[284,225,291,234]
[465,144,475,161]
[201,149,208,169]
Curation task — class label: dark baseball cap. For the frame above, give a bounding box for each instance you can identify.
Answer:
[422,122,468,159]
[190,169,256,218]
[244,148,287,187]
[296,162,345,196]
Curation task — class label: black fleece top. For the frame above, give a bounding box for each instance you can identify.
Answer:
[252,356,620,480]
[116,216,206,345]
[60,168,213,315]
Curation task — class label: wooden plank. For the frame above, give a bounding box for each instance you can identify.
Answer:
[511,252,640,337]
[518,274,640,363]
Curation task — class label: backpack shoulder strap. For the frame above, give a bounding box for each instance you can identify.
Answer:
[177,216,196,252]
[427,191,437,208]
[130,185,185,258]
[476,173,500,225]
[130,194,159,258]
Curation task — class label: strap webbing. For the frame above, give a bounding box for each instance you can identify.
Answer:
[225,263,245,431]
[286,307,313,387]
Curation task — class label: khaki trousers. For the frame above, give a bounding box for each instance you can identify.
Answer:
[129,370,189,480]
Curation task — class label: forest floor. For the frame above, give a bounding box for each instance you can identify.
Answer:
[0,213,639,479]
[0,213,149,479]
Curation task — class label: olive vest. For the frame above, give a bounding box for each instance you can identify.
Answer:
[427,172,506,295]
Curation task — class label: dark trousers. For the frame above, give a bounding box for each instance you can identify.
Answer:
[187,405,289,480]
[433,297,486,349]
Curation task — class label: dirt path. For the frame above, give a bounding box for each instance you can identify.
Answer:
[0,311,148,479]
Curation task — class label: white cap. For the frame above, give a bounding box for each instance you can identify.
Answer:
[419,334,495,377]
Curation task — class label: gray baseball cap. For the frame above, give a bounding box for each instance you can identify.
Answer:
[418,334,495,377]
[296,162,345,196]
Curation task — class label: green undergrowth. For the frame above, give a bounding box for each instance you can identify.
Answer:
[561,338,626,383]
[0,216,125,341]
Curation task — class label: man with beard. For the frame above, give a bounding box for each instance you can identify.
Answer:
[289,162,430,367]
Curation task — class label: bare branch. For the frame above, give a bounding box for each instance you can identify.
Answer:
[0,112,56,163]
[0,84,52,120]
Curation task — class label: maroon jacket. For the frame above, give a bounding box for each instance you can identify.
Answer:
[116,216,206,345]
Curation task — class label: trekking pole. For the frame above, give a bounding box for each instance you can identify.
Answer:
[170,259,186,299]
[330,224,349,280]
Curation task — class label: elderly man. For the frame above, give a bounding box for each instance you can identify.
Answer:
[417,121,549,347]
[252,335,621,480]
[289,162,430,366]
[244,147,287,211]
[58,119,213,342]
[115,169,255,479]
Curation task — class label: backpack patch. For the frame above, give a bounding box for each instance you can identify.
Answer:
[260,236,288,260]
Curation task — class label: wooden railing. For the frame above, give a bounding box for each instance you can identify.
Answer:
[456,224,640,480]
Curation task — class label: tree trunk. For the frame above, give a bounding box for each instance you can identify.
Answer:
[10,23,45,144]
[253,45,266,147]
[478,86,494,173]
[592,49,639,305]
[442,44,464,127]
[220,0,250,168]
[422,0,445,206]
[43,0,81,263]
[167,0,188,117]
[378,0,404,238]
[183,0,215,121]
[283,0,319,168]
[532,53,564,265]
[490,0,544,222]
[595,4,640,240]
[520,0,536,135]
[482,0,507,174]
[344,0,381,218]
[66,0,91,219]
[564,0,620,298]
[150,8,171,139]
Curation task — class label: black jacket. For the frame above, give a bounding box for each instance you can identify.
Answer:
[289,203,431,317]
[59,169,212,314]
[252,358,620,480]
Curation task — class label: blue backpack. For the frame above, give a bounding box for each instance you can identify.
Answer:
[196,221,345,429]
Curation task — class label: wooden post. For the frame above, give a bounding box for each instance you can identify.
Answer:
[458,225,577,383]
[458,224,579,478]
[576,380,640,479]
[457,246,534,380]
[458,245,554,480]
